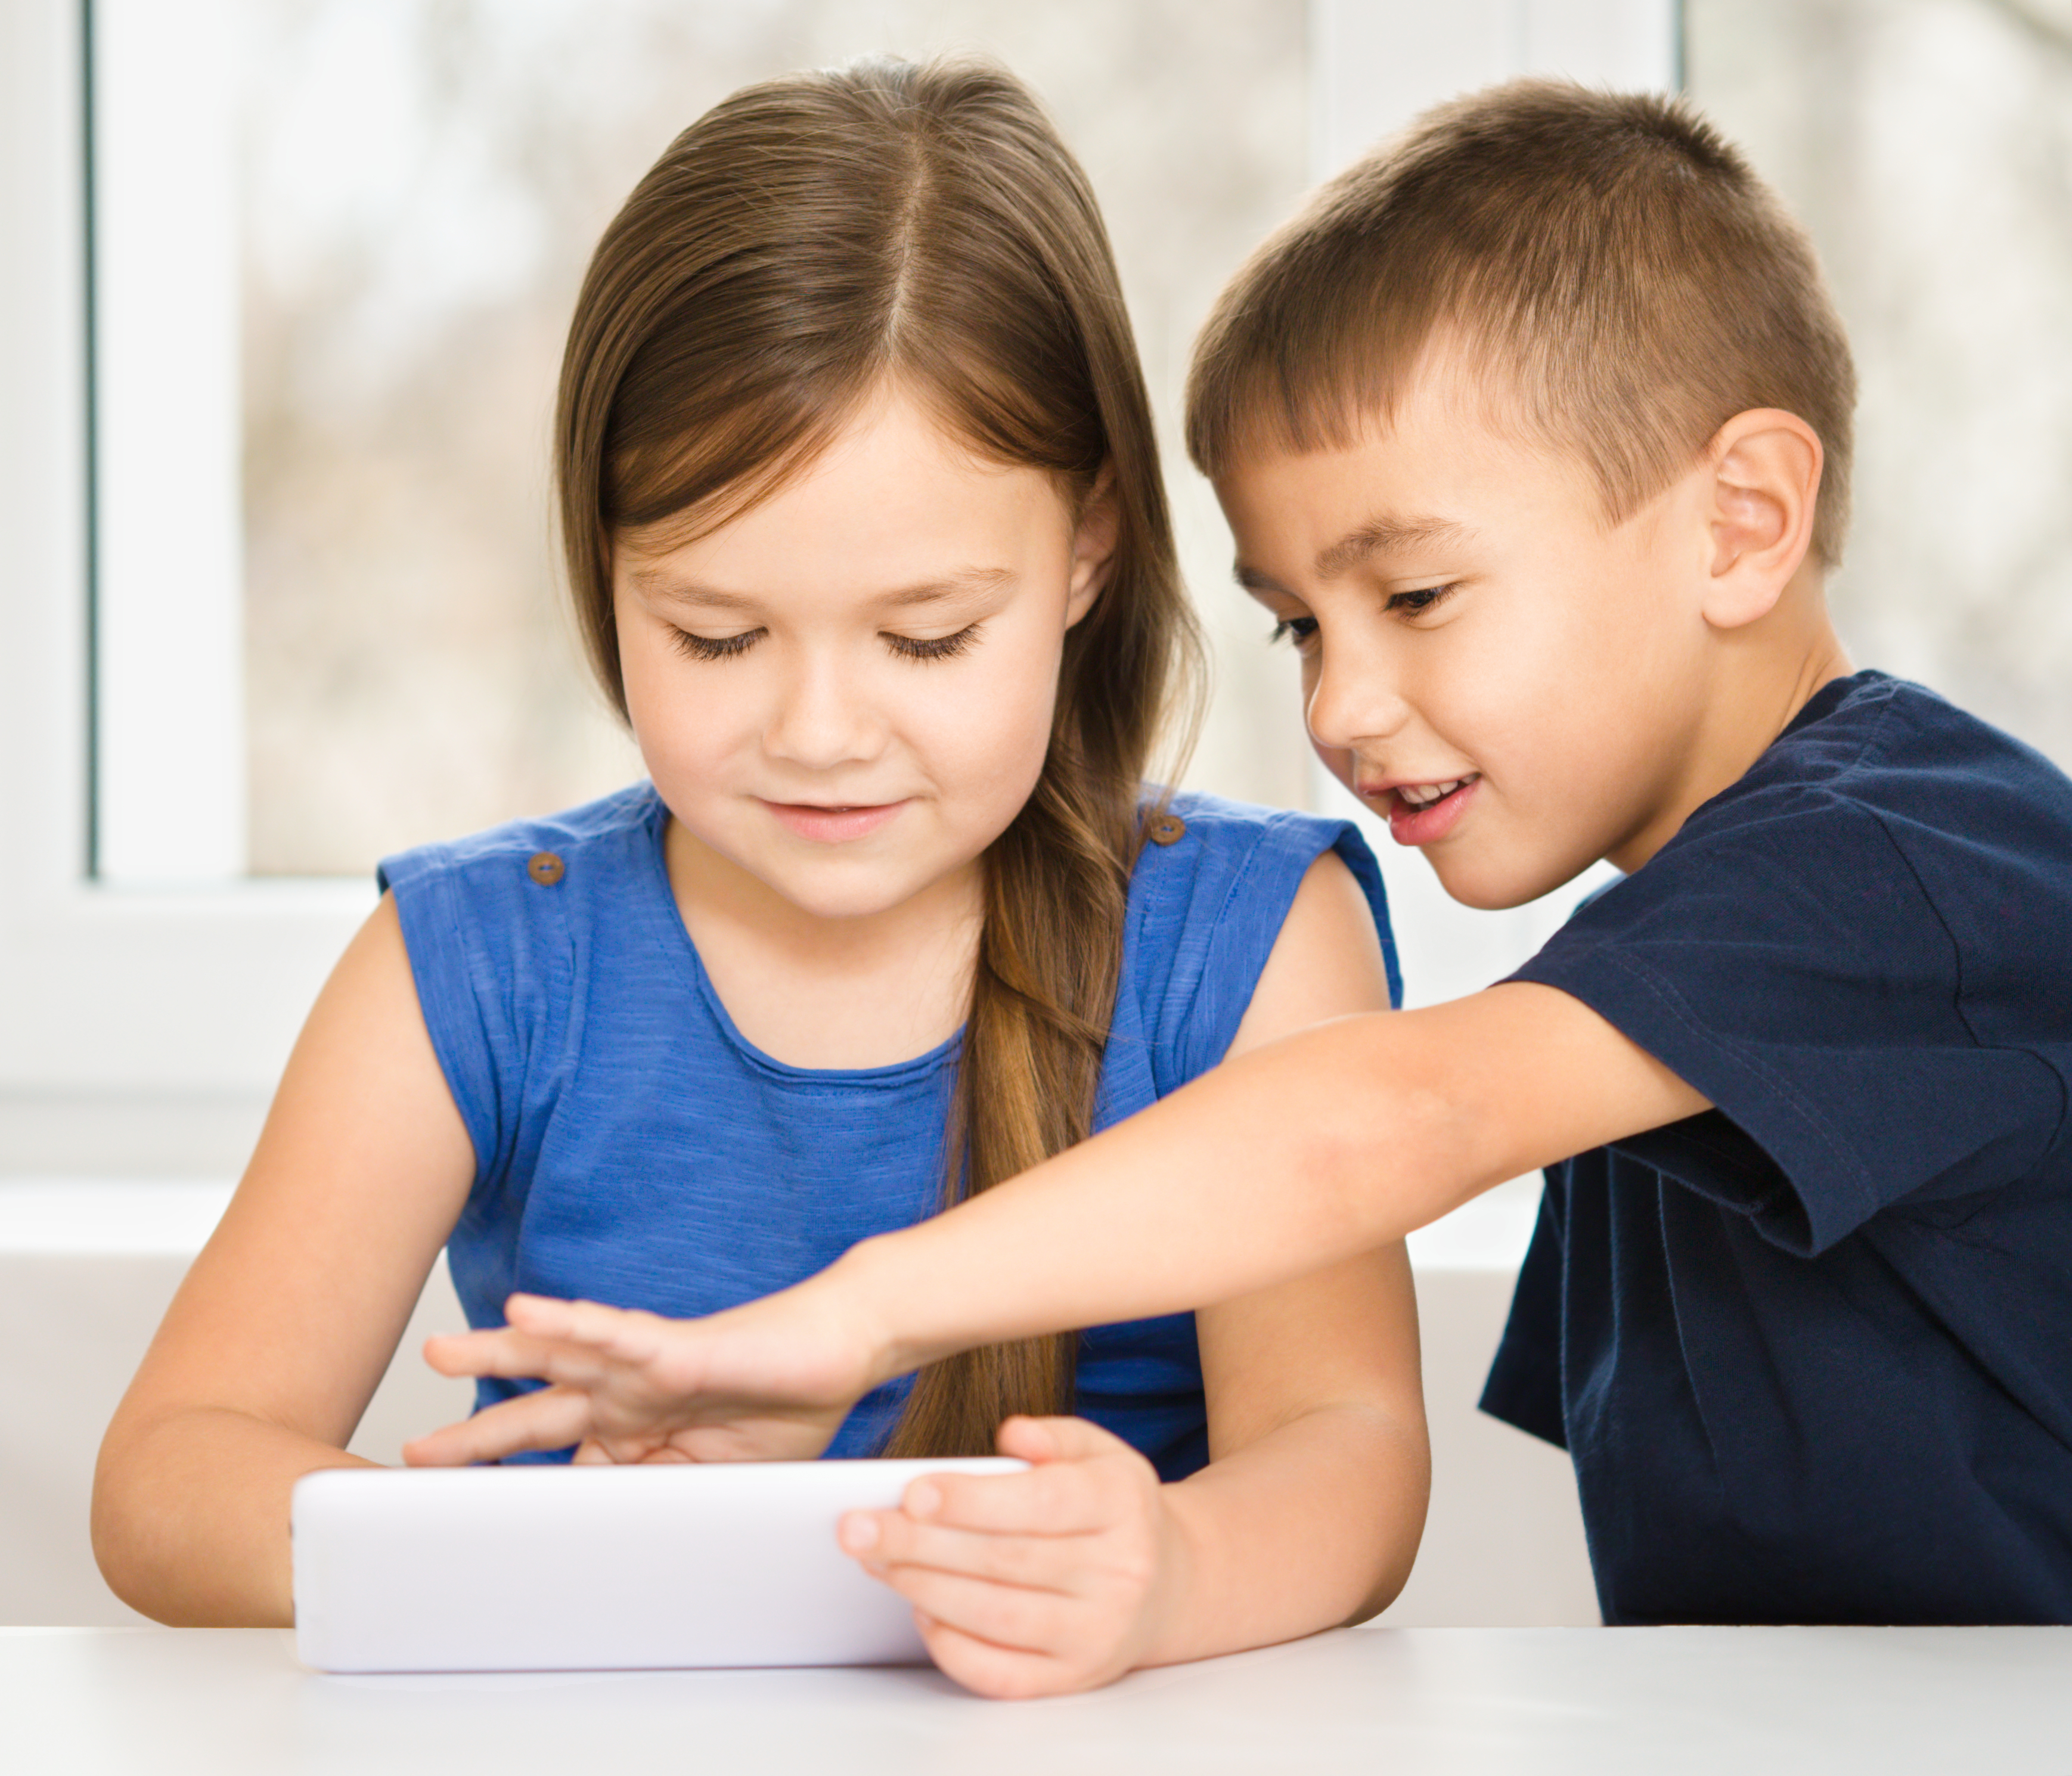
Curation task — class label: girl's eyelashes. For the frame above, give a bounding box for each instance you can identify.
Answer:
[885,624,981,662]
[1268,616,1320,649]
[669,627,762,661]
[666,623,982,662]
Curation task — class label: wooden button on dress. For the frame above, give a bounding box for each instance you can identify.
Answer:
[527,851,566,886]
[1146,813,1186,846]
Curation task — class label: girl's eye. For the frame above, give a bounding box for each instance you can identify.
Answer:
[1268,616,1320,648]
[886,625,979,662]
[1388,584,1455,615]
[670,628,762,660]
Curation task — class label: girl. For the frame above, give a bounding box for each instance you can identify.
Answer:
[94,58,1428,1696]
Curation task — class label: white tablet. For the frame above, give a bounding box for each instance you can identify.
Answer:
[291,1457,1026,1673]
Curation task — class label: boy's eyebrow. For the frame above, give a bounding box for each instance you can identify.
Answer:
[627,566,1016,610]
[1313,515,1471,580]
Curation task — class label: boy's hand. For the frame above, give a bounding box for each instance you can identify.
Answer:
[400,1286,876,1467]
[838,1415,1189,1699]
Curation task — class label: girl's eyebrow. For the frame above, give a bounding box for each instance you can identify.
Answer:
[628,566,1017,611]
[879,567,1016,609]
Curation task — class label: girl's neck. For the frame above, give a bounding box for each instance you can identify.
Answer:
[662,815,985,1071]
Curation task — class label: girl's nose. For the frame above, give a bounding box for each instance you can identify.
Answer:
[1305,645,1411,754]
[762,654,888,769]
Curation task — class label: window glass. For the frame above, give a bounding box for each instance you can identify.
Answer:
[1686,0,2072,769]
[234,0,1309,874]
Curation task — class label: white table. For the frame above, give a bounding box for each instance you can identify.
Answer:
[7,1625,2065,1774]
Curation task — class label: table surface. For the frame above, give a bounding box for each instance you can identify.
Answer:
[8,1624,2066,1774]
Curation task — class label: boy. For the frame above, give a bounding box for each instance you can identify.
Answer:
[412,83,2072,1635]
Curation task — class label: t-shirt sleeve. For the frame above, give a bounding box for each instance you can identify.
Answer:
[1510,789,2065,1256]
[1135,798,1399,1098]
[377,840,560,1188]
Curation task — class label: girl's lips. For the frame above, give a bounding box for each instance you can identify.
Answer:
[1384,776,1480,847]
[763,800,909,843]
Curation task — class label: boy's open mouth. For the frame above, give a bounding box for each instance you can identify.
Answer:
[1383,774,1481,846]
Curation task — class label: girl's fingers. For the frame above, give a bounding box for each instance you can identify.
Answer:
[904,1456,1116,1536]
[1000,1414,1133,1463]
[868,1561,1077,1656]
[915,1613,1075,1701]
[842,1513,1077,1592]
[401,1384,596,1466]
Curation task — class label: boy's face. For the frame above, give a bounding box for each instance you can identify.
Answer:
[1216,361,1720,910]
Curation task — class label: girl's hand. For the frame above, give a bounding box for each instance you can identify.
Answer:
[837,1415,1191,1699]
[400,1283,880,1467]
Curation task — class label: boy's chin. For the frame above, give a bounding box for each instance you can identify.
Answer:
[1423,843,1596,913]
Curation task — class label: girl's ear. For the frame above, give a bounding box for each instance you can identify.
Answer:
[1698,409,1822,631]
[1064,465,1121,629]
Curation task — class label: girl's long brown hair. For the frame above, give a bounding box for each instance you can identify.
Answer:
[556,57,1203,1457]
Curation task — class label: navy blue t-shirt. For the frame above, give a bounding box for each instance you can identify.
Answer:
[1483,671,2072,1625]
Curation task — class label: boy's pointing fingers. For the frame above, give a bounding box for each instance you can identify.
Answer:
[401,1384,596,1467]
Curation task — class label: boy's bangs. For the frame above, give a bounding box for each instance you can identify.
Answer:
[1185,79,1857,563]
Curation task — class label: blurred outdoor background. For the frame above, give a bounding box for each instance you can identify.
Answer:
[234,0,1312,877]
[1686,0,2072,773]
[227,0,2072,881]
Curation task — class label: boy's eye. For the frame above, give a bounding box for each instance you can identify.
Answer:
[1387,585,1455,615]
[885,625,980,662]
[670,627,762,660]
[1268,616,1320,649]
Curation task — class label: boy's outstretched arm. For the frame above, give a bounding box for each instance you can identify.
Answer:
[408,980,1703,1465]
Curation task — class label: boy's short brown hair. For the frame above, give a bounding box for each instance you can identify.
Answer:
[1186,80,1857,565]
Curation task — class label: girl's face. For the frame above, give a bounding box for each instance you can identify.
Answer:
[612,389,1114,923]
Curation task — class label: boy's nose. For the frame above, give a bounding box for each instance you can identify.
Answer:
[1305,651,1411,753]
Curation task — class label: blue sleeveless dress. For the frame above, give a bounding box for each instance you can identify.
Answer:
[379,784,1397,1480]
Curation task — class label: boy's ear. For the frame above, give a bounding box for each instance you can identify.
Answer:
[1065,464,1121,629]
[1698,409,1823,630]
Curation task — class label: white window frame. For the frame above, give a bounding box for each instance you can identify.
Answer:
[0,0,368,1123]
[0,0,1677,1123]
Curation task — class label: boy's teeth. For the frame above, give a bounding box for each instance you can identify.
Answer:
[1399,778,1465,808]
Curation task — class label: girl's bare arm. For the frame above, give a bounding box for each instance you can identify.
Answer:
[1150,852,1425,1659]
[92,896,475,1625]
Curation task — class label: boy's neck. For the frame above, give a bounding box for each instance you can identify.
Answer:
[1609,569,1853,876]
